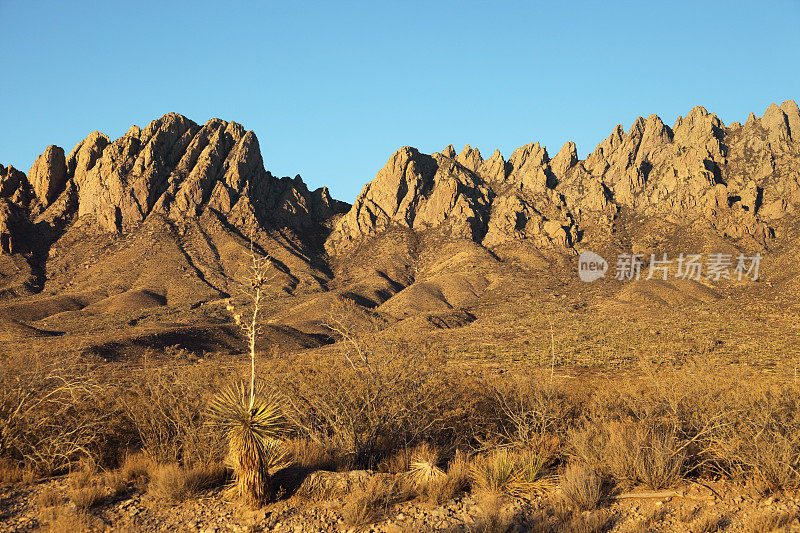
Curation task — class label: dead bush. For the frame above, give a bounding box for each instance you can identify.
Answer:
[69,483,106,510]
[703,383,800,493]
[0,353,117,475]
[341,475,413,527]
[271,330,492,469]
[36,486,63,508]
[118,451,154,485]
[40,505,95,533]
[148,462,226,501]
[122,359,225,466]
[571,420,687,489]
[560,463,603,511]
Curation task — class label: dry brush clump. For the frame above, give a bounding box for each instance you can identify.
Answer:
[121,356,226,466]
[0,352,118,476]
[148,462,226,502]
[471,447,553,499]
[269,328,495,469]
[559,463,603,511]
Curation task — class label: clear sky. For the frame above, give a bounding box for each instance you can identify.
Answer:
[1,1,799,202]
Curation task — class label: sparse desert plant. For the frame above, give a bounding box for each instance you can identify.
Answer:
[148,462,226,502]
[560,463,603,511]
[471,448,550,498]
[407,443,445,489]
[68,483,105,510]
[341,475,412,527]
[208,382,286,505]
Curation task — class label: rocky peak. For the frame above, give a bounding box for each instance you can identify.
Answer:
[28,145,67,206]
[550,141,578,176]
[327,101,800,255]
[456,144,484,173]
[3,113,348,257]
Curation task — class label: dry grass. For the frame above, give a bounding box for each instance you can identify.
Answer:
[40,505,94,533]
[559,463,603,511]
[471,448,551,498]
[36,486,63,508]
[285,437,340,471]
[66,466,106,511]
[0,457,33,484]
[745,509,794,532]
[148,462,226,502]
[341,475,413,527]
[119,451,153,484]
[424,449,471,505]
[570,420,687,490]
[3,325,800,526]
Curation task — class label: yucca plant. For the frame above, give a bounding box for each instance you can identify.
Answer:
[208,382,286,505]
[210,225,285,505]
[471,448,553,498]
[407,443,446,488]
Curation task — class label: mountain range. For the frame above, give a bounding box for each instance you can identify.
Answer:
[1,100,799,357]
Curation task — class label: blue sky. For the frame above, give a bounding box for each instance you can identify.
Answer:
[1,1,799,202]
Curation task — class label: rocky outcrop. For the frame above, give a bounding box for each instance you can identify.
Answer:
[0,164,35,254]
[28,146,67,207]
[328,100,800,254]
[7,114,347,240]
[326,147,491,252]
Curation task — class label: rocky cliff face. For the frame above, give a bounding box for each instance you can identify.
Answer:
[326,100,800,255]
[0,114,348,259]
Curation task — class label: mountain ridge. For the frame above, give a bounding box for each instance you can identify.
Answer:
[1,100,799,341]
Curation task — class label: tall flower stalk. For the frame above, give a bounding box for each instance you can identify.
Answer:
[211,227,285,505]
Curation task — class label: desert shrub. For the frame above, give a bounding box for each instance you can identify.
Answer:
[701,382,800,493]
[270,331,493,468]
[122,359,225,465]
[148,462,226,501]
[36,486,63,508]
[40,505,94,533]
[424,449,471,504]
[68,483,106,510]
[118,451,154,485]
[0,353,118,475]
[341,475,413,527]
[489,376,581,447]
[570,419,688,489]
[471,448,551,498]
[560,463,603,511]
[284,437,340,471]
